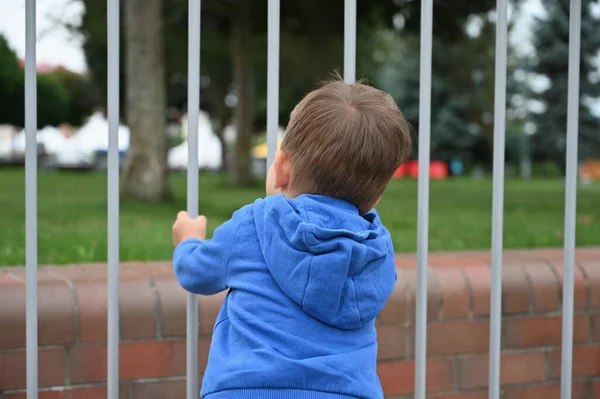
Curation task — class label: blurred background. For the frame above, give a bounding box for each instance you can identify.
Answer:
[0,0,599,266]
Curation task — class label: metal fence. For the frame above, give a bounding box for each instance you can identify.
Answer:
[21,0,583,398]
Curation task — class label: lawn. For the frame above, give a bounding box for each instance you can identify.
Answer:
[0,168,599,266]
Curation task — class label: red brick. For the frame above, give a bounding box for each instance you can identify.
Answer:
[463,265,491,316]
[593,381,600,398]
[427,320,489,355]
[73,279,108,343]
[593,314,600,343]
[502,265,531,313]
[51,265,106,281]
[428,392,487,399]
[3,385,129,399]
[404,270,441,323]
[579,261,600,307]
[550,262,587,309]
[429,252,489,267]
[504,382,588,399]
[154,276,187,337]
[377,324,406,360]
[0,283,26,349]
[0,273,22,285]
[505,315,589,349]
[435,268,470,319]
[378,359,453,395]
[120,277,157,340]
[199,337,211,372]
[378,274,408,325]
[200,291,227,335]
[0,279,76,349]
[122,261,174,277]
[456,352,546,389]
[0,348,65,390]
[38,280,76,345]
[132,379,186,399]
[523,262,560,312]
[69,340,186,383]
[121,340,186,380]
[578,248,600,259]
[548,345,600,378]
[394,253,416,268]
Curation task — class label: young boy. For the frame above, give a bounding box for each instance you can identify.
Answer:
[172,80,412,399]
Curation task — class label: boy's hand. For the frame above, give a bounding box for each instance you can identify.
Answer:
[172,211,207,247]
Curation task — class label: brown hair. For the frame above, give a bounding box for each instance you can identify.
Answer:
[282,79,412,214]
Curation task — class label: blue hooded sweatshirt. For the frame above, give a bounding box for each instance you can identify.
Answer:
[173,194,397,399]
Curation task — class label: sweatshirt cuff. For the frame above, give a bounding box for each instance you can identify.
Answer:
[173,237,203,257]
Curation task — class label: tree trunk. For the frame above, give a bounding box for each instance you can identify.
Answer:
[229,1,254,186]
[206,80,230,173]
[122,0,169,201]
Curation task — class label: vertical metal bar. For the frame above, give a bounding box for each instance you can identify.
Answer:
[488,0,508,398]
[25,0,38,398]
[107,0,120,397]
[266,0,280,170]
[561,1,581,398]
[414,0,433,398]
[187,0,201,398]
[343,0,356,83]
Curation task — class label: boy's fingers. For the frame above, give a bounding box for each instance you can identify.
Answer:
[177,211,188,219]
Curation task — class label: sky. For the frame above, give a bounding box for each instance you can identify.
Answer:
[0,0,87,72]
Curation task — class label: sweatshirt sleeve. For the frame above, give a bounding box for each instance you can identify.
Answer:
[173,205,251,295]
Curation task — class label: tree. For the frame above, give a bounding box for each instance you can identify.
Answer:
[0,35,88,129]
[0,35,25,127]
[122,0,169,201]
[373,3,531,168]
[526,0,600,170]
[51,68,102,126]
[36,73,70,128]
[375,25,500,165]
[74,0,513,191]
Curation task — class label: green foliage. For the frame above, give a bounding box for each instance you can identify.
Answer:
[36,73,70,127]
[51,69,102,126]
[526,0,600,167]
[532,161,563,177]
[0,35,25,126]
[375,30,493,163]
[74,0,514,130]
[0,34,99,128]
[78,0,126,118]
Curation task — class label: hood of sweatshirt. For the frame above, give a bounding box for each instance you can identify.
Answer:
[252,194,396,330]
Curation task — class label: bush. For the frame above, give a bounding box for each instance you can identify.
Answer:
[0,34,100,129]
[50,69,102,127]
[532,161,563,178]
[0,35,25,126]
[37,73,70,127]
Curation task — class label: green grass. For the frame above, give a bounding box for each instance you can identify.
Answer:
[0,168,599,266]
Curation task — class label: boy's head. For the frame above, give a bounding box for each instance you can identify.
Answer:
[267,80,412,214]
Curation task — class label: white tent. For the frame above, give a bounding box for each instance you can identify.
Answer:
[9,113,130,167]
[168,111,222,170]
[74,112,130,165]
[11,129,26,156]
[37,126,67,156]
[0,125,18,161]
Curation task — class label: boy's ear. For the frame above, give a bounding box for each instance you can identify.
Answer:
[273,149,292,190]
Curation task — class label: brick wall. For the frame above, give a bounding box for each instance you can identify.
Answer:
[1,248,599,399]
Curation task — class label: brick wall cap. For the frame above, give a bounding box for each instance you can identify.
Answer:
[1,248,599,349]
